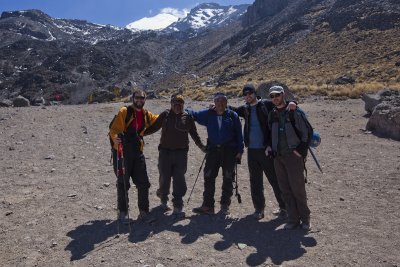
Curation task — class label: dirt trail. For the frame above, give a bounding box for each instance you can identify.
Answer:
[0,98,399,266]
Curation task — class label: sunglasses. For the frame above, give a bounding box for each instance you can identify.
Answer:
[134,96,145,100]
[270,93,282,99]
[243,91,254,96]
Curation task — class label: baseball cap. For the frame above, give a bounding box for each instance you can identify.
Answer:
[268,86,284,95]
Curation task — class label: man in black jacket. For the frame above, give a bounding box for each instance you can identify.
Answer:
[144,95,206,215]
[229,83,296,220]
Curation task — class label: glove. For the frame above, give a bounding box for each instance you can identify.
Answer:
[265,146,273,157]
[296,142,308,158]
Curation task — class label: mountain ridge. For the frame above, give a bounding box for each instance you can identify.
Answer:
[0,0,399,105]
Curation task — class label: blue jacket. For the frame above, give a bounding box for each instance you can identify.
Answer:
[186,108,244,154]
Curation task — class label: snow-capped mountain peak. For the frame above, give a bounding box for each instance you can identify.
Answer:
[126,8,189,31]
[164,3,249,33]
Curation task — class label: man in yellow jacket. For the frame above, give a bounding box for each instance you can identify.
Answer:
[109,89,158,222]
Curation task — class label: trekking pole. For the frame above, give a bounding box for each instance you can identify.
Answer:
[187,153,206,205]
[309,148,323,173]
[234,160,242,204]
[118,134,131,233]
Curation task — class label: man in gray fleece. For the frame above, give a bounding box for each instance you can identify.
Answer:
[267,86,311,230]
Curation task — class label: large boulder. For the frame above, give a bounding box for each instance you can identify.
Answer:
[256,81,296,101]
[365,89,400,141]
[13,95,30,107]
[361,88,392,114]
[89,89,115,103]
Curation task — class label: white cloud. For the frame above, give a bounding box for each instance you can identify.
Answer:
[160,7,189,18]
[126,7,189,31]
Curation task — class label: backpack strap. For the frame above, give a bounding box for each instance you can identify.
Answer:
[289,110,302,141]
[124,106,134,130]
[288,110,308,183]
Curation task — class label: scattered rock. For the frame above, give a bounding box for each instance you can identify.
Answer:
[89,90,115,104]
[81,126,88,134]
[103,183,110,187]
[67,194,77,198]
[330,75,355,85]
[13,95,30,107]
[5,211,13,216]
[0,99,13,107]
[340,197,345,201]
[32,97,46,106]
[45,155,55,160]
[51,241,57,248]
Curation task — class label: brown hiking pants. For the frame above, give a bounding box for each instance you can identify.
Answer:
[274,153,310,224]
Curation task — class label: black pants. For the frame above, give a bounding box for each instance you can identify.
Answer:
[113,148,150,213]
[202,146,236,208]
[247,148,285,211]
[157,149,188,209]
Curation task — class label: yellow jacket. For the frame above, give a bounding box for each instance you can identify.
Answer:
[109,105,158,152]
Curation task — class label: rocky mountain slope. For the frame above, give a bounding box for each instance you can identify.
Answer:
[169,0,400,99]
[0,4,248,104]
[0,0,399,105]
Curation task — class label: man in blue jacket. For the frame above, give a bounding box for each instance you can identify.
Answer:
[187,92,244,215]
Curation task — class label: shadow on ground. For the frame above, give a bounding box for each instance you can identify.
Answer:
[65,207,316,265]
[168,213,317,266]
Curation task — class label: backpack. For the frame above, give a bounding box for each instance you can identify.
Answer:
[288,108,322,179]
[288,108,314,157]
[108,105,133,149]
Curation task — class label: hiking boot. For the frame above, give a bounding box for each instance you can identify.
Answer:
[137,210,149,220]
[118,211,129,225]
[283,222,299,230]
[156,189,162,199]
[252,210,265,220]
[192,206,214,215]
[160,200,171,211]
[157,190,170,211]
[273,208,287,219]
[172,206,184,215]
[219,205,230,215]
[301,222,311,230]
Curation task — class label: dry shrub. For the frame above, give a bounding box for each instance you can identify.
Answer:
[191,91,206,101]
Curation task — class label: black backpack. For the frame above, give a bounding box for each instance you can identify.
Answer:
[288,108,314,158]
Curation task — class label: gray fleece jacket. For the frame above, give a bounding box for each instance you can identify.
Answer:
[268,107,309,157]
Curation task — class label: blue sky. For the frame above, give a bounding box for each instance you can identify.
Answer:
[0,0,253,27]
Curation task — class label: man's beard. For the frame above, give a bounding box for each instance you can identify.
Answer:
[172,104,183,113]
[133,101,144,109]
